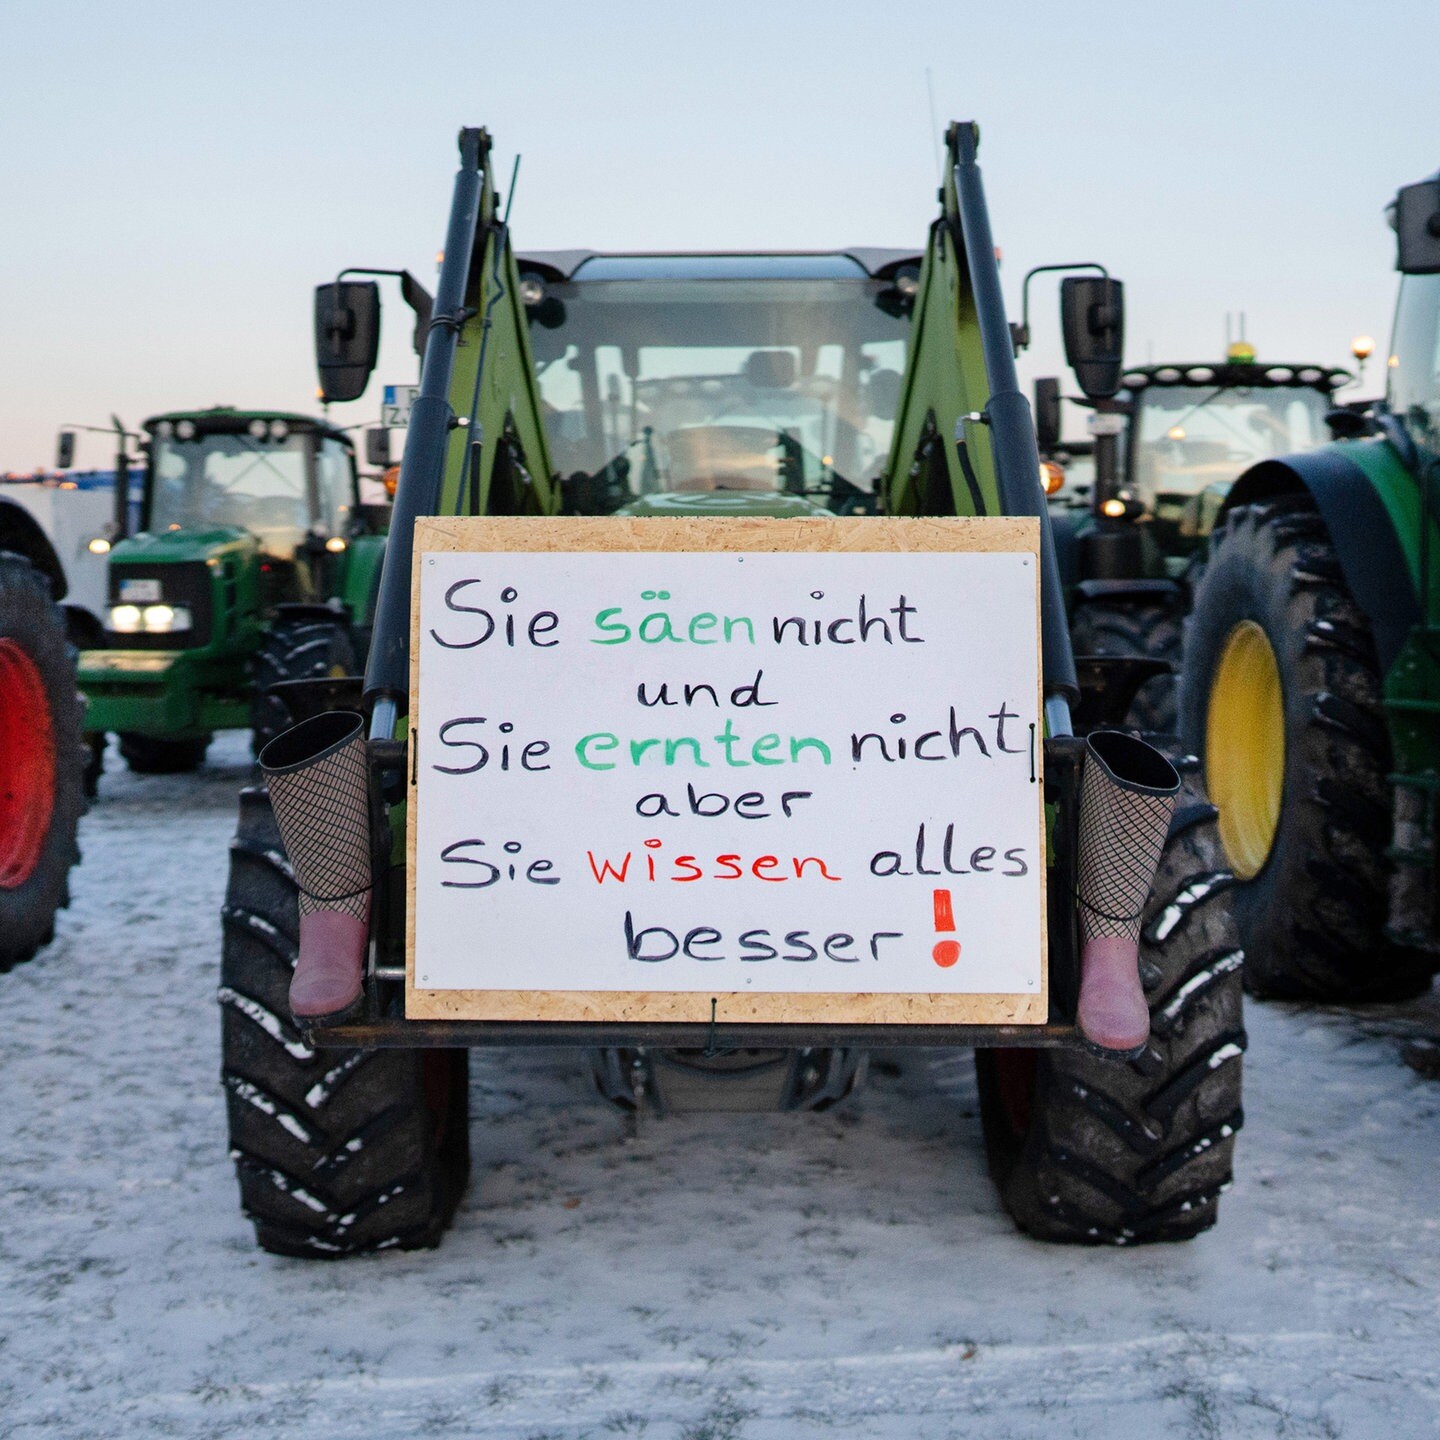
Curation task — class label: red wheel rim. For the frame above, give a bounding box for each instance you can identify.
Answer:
[0,637,56,888]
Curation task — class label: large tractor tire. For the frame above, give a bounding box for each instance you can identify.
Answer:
[220,785,469,1257]
[1070,600,1181,732]
[975,747,1244,1244]
[250,614,357,756]
[1179,495,1432,1000]
[0,552,85,972]
[118,732,210,774]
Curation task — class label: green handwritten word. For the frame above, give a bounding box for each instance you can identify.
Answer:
[592,591,755,646]
[577,719,832,770]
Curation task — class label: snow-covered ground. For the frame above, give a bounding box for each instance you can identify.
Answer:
[3,731,1439,1439]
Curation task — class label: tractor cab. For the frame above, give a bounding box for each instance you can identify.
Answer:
[1387,269,1440,463]
[137,409,360,608]
[1120,356,1346,557]
[516,251,917,519]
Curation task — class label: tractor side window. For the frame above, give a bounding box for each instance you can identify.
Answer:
[315,438,354,535]
[1388,272,1440,457]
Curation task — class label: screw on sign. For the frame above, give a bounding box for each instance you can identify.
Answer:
[932,888,960,967]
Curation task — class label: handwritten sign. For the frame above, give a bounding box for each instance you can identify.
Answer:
[407,517,1046,1025]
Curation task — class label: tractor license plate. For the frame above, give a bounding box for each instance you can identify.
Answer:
[118,578,162,602]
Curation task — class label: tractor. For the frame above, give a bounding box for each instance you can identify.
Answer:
[217,123,1244,1256]
[1179,169,1440,1004]
[1035,346,1351,730]
[71,408,389,773]
[0,494,86,971]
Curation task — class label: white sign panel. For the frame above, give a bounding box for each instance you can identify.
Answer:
[409,522,1045,1022]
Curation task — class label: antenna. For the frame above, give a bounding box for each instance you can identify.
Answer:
[925,68,941,179]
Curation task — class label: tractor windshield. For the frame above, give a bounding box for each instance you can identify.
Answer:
[148,430,313,557]
[1388,272,1440,460]
[1131,384,1330,522]
[525,262,909,506]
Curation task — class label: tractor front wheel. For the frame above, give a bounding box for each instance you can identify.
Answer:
[249,615,357,756]
[118,732,210,774]
[1179,496,1432,1000]
[975,747,1244,1244]
[0,551,84,972]
[220,785,469,1256]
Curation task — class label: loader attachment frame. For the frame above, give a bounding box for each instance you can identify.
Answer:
[334,121,1086,1051]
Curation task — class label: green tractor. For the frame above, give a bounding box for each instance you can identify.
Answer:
[217,123,1244,1256]
[1179,169,1440,1002]
[73,408,389,773]
[1036,346,1351,728]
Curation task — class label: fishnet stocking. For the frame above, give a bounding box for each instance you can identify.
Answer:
[1077,733,1179,946]
[263,727,372,922]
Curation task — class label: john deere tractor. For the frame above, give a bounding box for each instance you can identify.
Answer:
[217,124,1244,1256]
[1180,170,1440,1002]
[74,408,388,773]
[1036,348,1350,729]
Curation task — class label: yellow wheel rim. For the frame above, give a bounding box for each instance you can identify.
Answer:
[1206,619,1285,880]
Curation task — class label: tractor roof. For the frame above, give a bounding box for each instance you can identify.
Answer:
[141,406,353,443]
[1122,362,1350,393]
[515,249,923,283]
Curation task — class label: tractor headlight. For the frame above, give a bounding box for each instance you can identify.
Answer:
[108,604,143,633]
[141,604,192,633]
[87,536,112,555]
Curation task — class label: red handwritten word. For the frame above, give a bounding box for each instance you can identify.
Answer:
[587,838,842,885]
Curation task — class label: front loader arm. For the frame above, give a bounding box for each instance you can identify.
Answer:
[436,168,558,518]
[364,127,558,714]
[882,219,998,517]
[884,121,1077,709]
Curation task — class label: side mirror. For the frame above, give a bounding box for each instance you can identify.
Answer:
[1061,276,1125,400]
[314,281,381,403]
[365,427,392,467]
[1395,180,1440,275]
[1033,378,1062,452]
[56,431,76,469]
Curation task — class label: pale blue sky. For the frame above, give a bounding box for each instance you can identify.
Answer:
[2,0,1436,469]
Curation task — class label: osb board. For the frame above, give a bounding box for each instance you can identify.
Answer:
[407,515,1047,1026]
[411,514,1038,557]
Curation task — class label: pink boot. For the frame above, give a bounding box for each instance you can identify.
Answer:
[1075,731,1179,1055]
[259,712,373,1024]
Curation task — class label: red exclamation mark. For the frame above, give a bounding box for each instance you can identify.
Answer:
[932,889,961,967]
